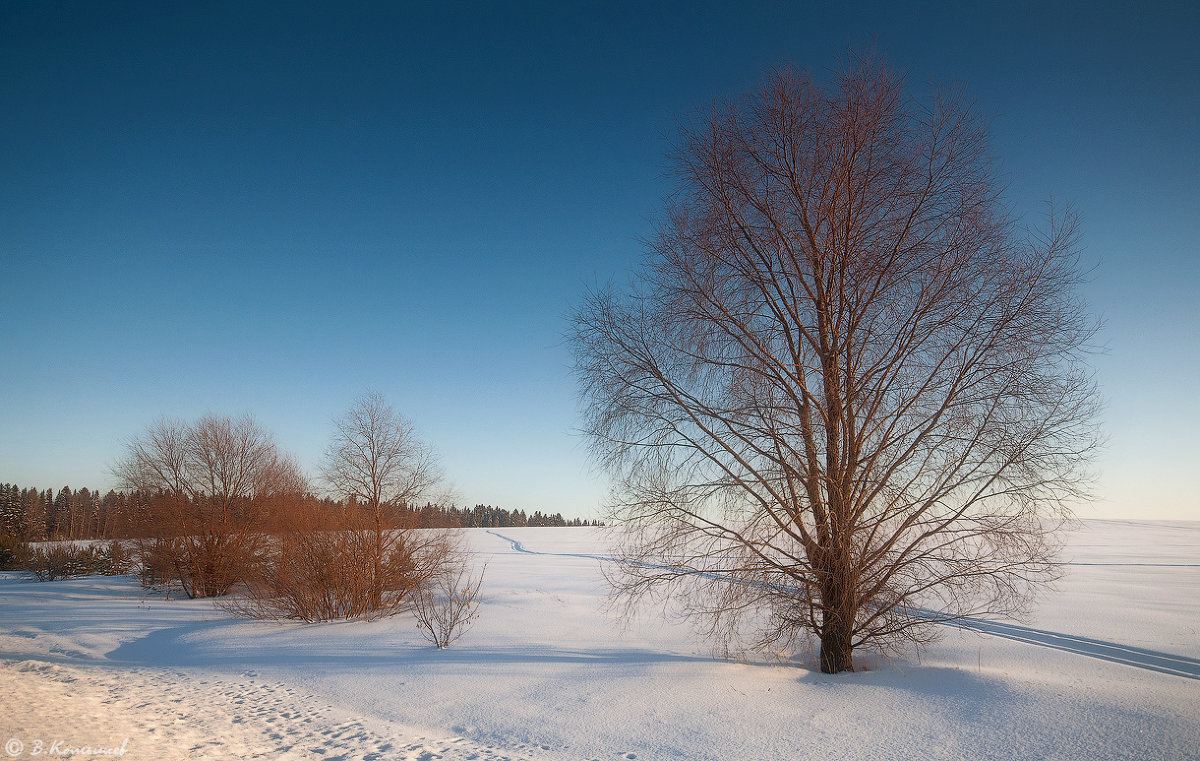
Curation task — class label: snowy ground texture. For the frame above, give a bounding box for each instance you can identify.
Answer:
[1,520,1197,760]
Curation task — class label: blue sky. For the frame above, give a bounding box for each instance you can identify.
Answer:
[2,1,1196,519]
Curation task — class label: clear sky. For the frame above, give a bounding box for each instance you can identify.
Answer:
[2,1,1197,520]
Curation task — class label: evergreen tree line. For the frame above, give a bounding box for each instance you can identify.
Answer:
[443,504,600,528]
[0,483,599,542]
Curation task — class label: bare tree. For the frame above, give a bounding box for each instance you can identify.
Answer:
[114,413,302,597]
[321,391,446,610]
[572,58,1100,673]
[412,556,486,648]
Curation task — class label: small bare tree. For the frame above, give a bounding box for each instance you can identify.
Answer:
[114,414,301,598]
[321,391,447,611]
[572,58,1100,673]
[413,558,486,648]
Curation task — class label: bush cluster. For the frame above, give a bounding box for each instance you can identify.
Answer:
[23,541,133,581]
[225,510,463,622]
[0,535,30,570]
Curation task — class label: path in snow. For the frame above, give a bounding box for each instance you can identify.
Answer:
[948,618,1200,680]
[485,530,1200,681]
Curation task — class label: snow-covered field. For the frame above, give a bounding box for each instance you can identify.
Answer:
[1,521,1197,760]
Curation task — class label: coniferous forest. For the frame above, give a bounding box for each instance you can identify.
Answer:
[0,482,599,543]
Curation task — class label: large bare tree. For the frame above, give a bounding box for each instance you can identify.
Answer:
[321,391,447,610]
[572,59,1100,673]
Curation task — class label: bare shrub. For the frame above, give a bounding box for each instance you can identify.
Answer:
[132,533,179,588]
[227,507,459,622]
[413,558,486,649]
[126,492,267,598]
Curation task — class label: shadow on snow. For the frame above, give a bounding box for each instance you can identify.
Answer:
[487,531,1200,681]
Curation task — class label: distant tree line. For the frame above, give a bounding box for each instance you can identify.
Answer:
[0,483,599,542]
[441,504,601,528]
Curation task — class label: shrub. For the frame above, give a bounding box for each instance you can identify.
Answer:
[161,526,261,598]
[0,535,30,570]
[130,501,265,598]
[133,536,178,588]
[105,539,132,574]
[24,541,133,581]
[413,559,485,649]
[226,508,460,622]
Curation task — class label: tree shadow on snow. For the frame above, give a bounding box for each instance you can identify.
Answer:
[106,622,738,671]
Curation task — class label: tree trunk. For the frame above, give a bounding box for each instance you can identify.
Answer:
[371,507,384,610]
[819,563,856,673]
[818,616,855,673]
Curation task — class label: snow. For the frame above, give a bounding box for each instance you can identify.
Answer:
[1,521,1197,760]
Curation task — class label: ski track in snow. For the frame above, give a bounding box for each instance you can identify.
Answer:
[485,530,1200,681]
[947,619,1200,680]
